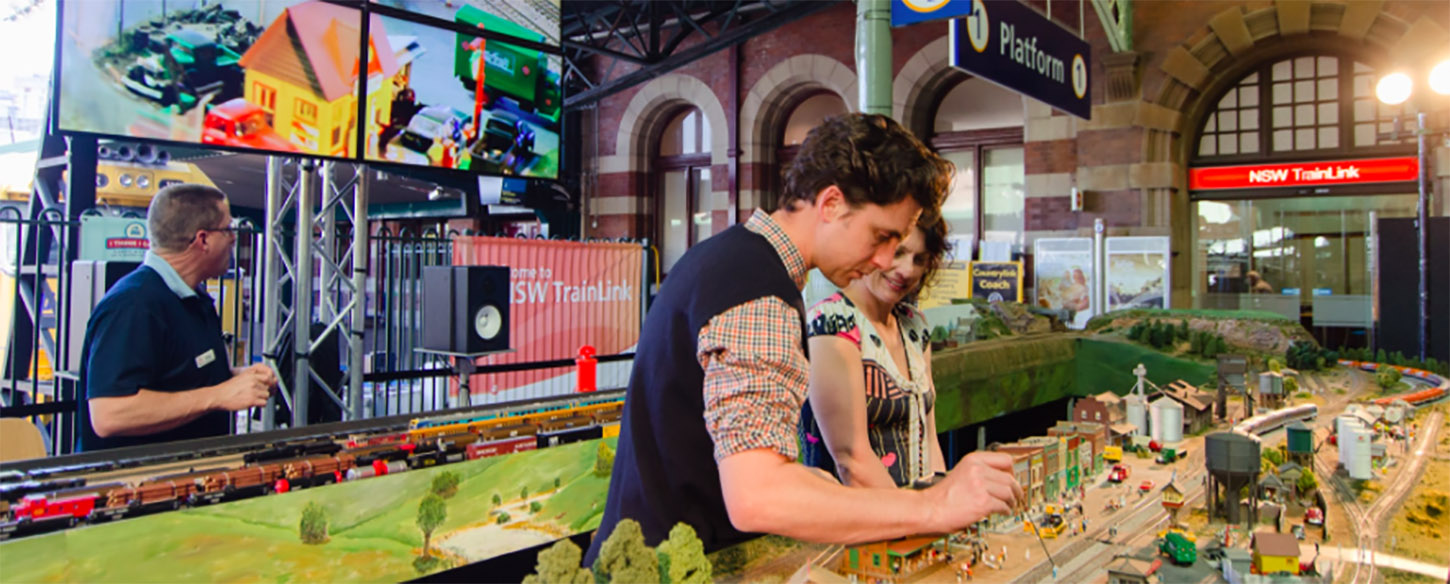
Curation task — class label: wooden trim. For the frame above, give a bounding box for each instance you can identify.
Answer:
[930,127,1024,150]
[1189,181,1419,200]
[656,152,711,169]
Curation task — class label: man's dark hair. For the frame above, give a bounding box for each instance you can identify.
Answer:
[148,183,227,253]
[915,213,952,293]
[773,113,952,218]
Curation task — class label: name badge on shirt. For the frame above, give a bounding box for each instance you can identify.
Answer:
[195,349,216,369]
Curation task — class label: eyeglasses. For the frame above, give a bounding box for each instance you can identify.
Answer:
[196,218,245,242]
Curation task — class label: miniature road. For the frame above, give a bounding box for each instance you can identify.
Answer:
[1313,546,1450,580]
[1038,467,1207,584]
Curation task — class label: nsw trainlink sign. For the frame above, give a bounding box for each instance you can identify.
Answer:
[949,0,1091,119]
[1189,157,1419,191]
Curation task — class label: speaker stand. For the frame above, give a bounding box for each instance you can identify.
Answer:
[415,349,517,408]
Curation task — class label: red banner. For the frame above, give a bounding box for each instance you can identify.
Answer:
[1189,156,1418,191]
[452,237,644,397]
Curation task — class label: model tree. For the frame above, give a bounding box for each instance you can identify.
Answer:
[1267,358,1284,373]
[1297,469,1318,495]
[531,501,543,513]
[432,471,461,499]
[1283,376,1299,395]
[299,501,329,544]
[1376,367,1402,391]
[656,522,711,584]
[555,476,563,490]
[497,511,512,524]
[592,519,658,584]
[417,494,448,561]
[523,538,593,584]
[596,441,615,477]
[521,485,530,500]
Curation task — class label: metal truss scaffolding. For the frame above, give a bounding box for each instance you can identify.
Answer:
[560,0,837,109]
[261,157,369,430]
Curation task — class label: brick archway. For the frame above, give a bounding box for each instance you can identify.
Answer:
[737,54,857,212]
[1141,2,1447,306]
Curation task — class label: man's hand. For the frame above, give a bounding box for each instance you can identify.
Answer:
[212,365,275,411]
[925,452,1023,532]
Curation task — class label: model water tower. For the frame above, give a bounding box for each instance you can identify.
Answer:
[1285,420,1314,465]
[1205,431,1262,525]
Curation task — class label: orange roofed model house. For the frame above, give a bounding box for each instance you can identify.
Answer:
[239,1,398,157]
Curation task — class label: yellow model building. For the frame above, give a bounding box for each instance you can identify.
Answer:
[239,1,398,157]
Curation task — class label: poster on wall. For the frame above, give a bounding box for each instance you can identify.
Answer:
[967,261,1023,303]
[1105,236,1171,311]
[1033,238,1094,328]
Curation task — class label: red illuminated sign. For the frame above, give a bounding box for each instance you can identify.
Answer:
[1189,157,1419,191]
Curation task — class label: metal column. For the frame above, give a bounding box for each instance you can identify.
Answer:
[320,162,339,324]
[292,162,318,428]
[855,0,892,116]
[349,169,370,420]
[261,157,296,431]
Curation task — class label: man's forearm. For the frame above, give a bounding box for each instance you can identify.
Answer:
[89,387,217,438]
[720,450,939,544]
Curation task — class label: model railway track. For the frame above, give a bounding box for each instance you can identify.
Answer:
[0,390,624,542]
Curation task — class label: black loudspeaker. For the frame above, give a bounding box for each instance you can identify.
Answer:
[421,265,511,354]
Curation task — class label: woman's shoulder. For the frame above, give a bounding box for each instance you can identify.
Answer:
[806,292,862,340]
[895,303,933,351]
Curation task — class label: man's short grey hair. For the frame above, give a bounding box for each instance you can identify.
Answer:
[148,184,228,253]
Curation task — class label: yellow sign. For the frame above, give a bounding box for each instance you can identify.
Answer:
[918,261,970,309]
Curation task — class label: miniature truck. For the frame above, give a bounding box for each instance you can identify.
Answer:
[1109,464,1131,483]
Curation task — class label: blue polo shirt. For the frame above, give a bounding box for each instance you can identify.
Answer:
[77,252,233,452]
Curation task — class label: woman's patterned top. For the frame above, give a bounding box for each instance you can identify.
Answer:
[800,291,934,487]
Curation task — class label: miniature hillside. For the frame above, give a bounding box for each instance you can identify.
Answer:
[1085,308,1316,359]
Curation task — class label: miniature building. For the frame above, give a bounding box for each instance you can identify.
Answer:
[1217,354,1249,420]
[1285,421,1314,464]
[1109,422,1139,447]
[1161,482,1184,510]
[996,442,1045,505]
[1060,435,1081,491]
[1008,450,1033,509]
[1163,380,1215,434]
[1105,556,1161,584]
[239,1,399,157]
[1371,442,1387,462]
[1251,531,1301,576]
[1022,436,1063,501]
[1258,372,1286,408]
[1277,462,1304,489]
[1049,420,1108,476]
[1258,473,1286,502]
[1074,395,1116,425]
[840,535,946,581]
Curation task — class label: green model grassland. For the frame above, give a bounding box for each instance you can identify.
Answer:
[0,437,616,583]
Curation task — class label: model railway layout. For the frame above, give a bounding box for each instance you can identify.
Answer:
[0,391,624,541]
[1340,361,1450,407]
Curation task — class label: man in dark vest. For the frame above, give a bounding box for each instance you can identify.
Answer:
[586,113,1023,564]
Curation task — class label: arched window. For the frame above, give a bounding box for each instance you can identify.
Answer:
[656,108,712,273]
[931,76,1025,259]
[1194,54,1411,161]
[1190,52,1420,350]
[771,92,849,213]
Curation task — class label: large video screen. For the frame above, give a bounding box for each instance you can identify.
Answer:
[361,8,562,179]
[56,0,368,158]
[374,0,561,48]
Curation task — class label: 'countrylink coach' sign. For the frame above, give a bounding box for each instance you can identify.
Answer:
[949,0,1091,120]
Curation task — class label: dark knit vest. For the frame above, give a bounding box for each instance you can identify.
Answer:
[584,224,805,564]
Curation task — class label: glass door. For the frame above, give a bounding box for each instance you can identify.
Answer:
[1195,194,1418,349]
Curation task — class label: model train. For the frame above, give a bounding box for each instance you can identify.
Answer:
[1340,360,1449,407]
[1234,403,1319,436]
[1,394,624,541]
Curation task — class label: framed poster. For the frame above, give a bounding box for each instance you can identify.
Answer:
[1105,236,1171,311]
[1033,237,1094,328]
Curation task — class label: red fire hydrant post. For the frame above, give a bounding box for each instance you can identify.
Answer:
[576,345,597,393]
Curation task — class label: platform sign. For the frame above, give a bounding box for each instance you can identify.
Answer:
[1189,156,1419,191]
[967,260,1023,303]
[949,0,1091,119]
